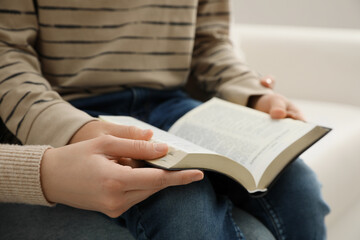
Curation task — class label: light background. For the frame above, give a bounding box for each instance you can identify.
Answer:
[230,0,360,29]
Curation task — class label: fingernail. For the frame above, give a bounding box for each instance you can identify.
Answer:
[265,78,272,85]
[155,143,168,152]
[192,172,204,182]
[142,129,152,137]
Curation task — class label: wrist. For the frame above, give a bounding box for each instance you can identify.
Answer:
[68,119,101,144]
[40,148,58,204]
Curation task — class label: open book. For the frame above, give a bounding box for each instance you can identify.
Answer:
[100,98,330,194]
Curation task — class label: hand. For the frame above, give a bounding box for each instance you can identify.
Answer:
[41,134,204,218]
[252,93,305,121]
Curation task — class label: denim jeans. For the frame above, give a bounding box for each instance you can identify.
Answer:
[67,87,330,240]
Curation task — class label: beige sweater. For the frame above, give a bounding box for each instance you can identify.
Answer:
[0,0,271,148]
[0,144,53,206]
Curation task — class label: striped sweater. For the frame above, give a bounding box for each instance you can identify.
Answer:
[0,0,271,147]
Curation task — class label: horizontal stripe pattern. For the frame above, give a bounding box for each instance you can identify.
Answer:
[38,51,191,60]
[0,26,37,32]
[40,36,195,44]
[38,4,197,11]
[34,0,200,86]
[15,98,55,136]
[38,21,195,29]
[0,9,36,15]
[43,67,190,78]
[5,91,31,124]
[0,0,266,147]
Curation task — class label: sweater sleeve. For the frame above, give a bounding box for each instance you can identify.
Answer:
[0,0,95,147]
[0,144,54,206]
[190,0,272,105]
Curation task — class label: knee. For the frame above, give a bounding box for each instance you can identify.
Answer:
[268,159,330,238]
[279,159,329,212]
[123,177,236,239]
[146,177,222,221]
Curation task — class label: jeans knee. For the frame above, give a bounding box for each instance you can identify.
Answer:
[122,177,240,240]
[254,159,330,239]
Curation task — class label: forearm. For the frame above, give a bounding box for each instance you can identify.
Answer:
[0,2,95,147]
[190,0,272,105]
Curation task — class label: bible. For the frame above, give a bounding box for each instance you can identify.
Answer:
[100,98,330,194]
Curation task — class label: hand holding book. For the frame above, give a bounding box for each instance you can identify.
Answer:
[100,98,330,195]
[249,93,305,121]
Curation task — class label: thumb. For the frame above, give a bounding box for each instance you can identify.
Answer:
[269,97,287,119]
[96,135,168,160]
[103,121,154,141]
[70,120,154,144]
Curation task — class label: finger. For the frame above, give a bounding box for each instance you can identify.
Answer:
[287,111,306,121]
[104,122,153,140]
[97,135,169,160]
[286,103,306,121]
[260,76,275,89]
[269,96,287,119]
[122,167,204,191]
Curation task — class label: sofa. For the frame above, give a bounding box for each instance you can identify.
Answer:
[231,23,360,240]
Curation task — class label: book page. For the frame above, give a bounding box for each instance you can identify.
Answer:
[99,116,217,155]
[169,98,315,184]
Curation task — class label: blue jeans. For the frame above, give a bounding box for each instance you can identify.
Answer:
[68,87,330,240]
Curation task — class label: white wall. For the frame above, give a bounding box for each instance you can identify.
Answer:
[231,0,360,29]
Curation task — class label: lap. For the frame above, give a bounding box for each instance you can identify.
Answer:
[69,88,202,131]
[121,176,240,240]
[0,203,132,240]
[67,89,328,239]
[0,177,275,240]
